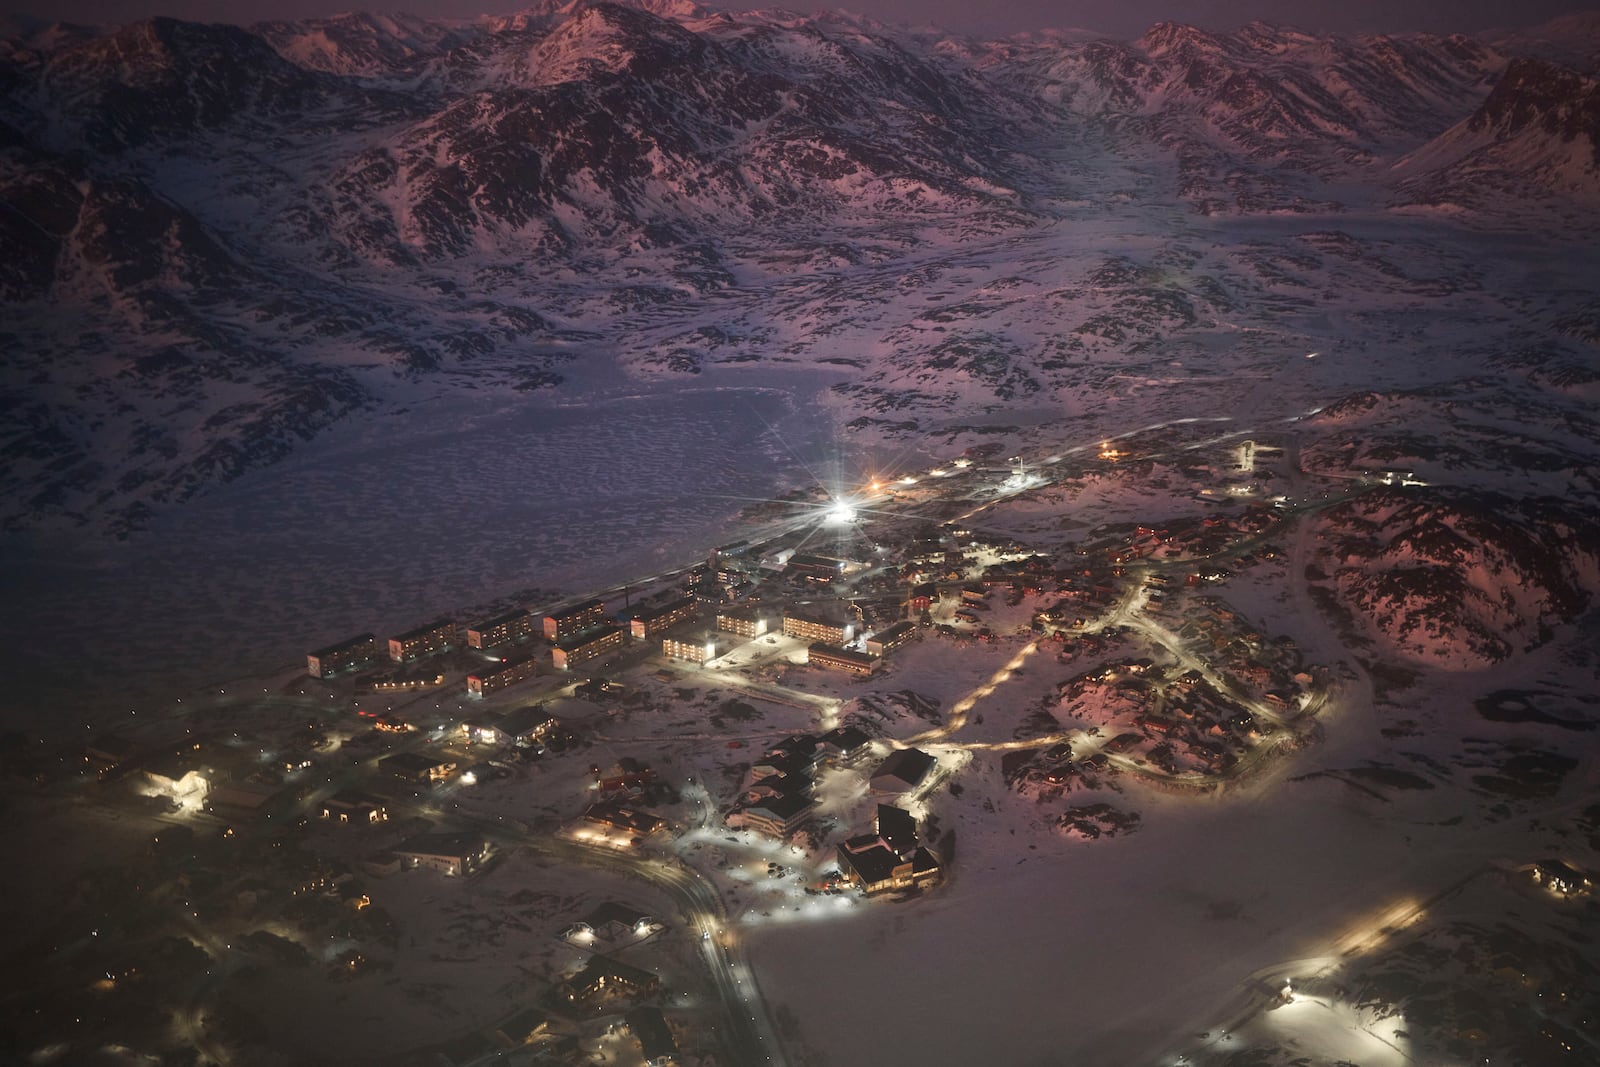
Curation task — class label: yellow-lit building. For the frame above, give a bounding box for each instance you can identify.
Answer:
[783,613,853,645]
[466,610,535,649]
[388,619,457,662]
[629,596,698,640]
[662,634,719,664]
[716,611,768,639]
[552,625,624,671]
[544,599,606,641]
[807,642,878,675]
[466,655,539,697]
[307,633,379,678]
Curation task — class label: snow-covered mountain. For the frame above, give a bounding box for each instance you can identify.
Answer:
[1,2,1597,538]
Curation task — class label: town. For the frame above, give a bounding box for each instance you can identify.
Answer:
[4,423,1590,1067]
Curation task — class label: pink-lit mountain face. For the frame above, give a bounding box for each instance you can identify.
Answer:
[0,2,1596,536]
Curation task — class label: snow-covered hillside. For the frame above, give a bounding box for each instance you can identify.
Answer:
[0,1,1596,540]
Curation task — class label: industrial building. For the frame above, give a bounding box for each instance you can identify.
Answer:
[782,612,853,646]
[807,642,879,675]
[552,625,624,671]
[306,633,379,678]
[466,655,539,697]
[628,596,698,640]
[387,619,457,662]
[465,609,535,649]
[544,599,606,641]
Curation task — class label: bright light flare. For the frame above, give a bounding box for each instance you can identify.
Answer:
[825,500,856,524]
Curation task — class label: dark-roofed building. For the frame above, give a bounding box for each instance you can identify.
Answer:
[569,902,657,943]
[716,611,769,639]
[876,804,918,857]
[466,610,535,650]
[871,747,936,794]
[807,642,878,675]
[307,633,379,678]
[491,705,559,747]
[818,725,873,758]
[492,1006,553,1048]
[583,801,665,837]
[395,832,487,877]
[322,790,388,825]
[387,619,456,663]
[783,612,853,645]
[629,596,698,640]
[865,620,919,657]
[557,955,660,1010]
[727,792,815,838]
[662,633,719,664]
[835,804,942,897]
[552,625,624,671]
[626,1006,679,1066]
[466,655,539,697]
[379,751,455,783]
[543,599,606,641]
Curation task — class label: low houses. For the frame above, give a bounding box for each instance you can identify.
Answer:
[629,596,698,640]
[466,655,539,697]
[583,801,665,837]
[306,633,379,678]
[395,832,488,877]
[387,619,457,663]
[836,804,943,897]
[563,902,659,945]
[492,1007,554,1049]
[807,642,878,675]
[465,609,535,650]
[379,751,455,783]
[552,625,625,671]
[1529,860,1593,898]
[544,599,606,641]
[557,955,660,1011]
[322,790,388,825]
[870,747,936,794]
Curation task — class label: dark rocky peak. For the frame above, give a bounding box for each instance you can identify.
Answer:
[251,11,482,76]
[1468,57,1600,147]
[1137,21,1231,61]
[38,17,329,150]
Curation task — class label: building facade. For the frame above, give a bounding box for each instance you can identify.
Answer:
[465,610,535,649]
[466,655,539,697]
[544,599,606,641]
[307,633,379,678]
[716,611,769,639]
[865,620,919,657]
[807,643,878,675]
[552,625,624,671]
[662,634,719,664]
[387,619,457,662]
[628,596,698,640]
[782,613,853,645]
